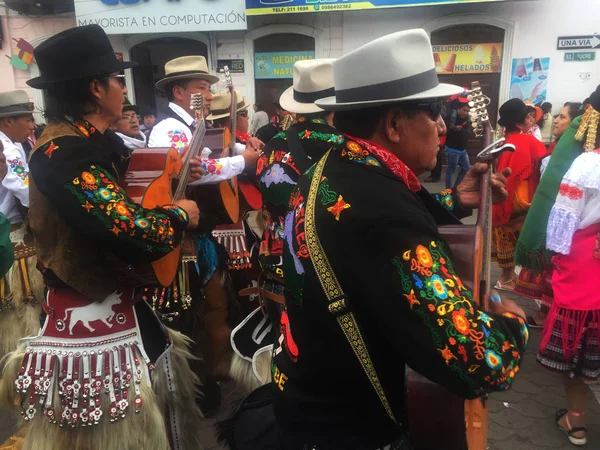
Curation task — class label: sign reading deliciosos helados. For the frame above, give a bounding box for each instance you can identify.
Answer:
[74,0,247,34]
[432,43,503,74]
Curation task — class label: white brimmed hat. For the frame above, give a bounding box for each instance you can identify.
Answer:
[316,29,463,111]
[155,56,219,91]
[279,59,335,114]
[206,90,251,121]
[0,90,34,118]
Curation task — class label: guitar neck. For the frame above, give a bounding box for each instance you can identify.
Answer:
[174,107,208,200]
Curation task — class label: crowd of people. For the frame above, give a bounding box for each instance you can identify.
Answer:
[0,22,597,450]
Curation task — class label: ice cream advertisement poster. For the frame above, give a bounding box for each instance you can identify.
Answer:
[432,43,502,74]
[510,57,550,104]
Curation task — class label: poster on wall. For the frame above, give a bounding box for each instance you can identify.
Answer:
[510,57,550,104]
[246,0,507,16]
[254,51,315,79]
[432,43,502,74]
[74,0,247,34]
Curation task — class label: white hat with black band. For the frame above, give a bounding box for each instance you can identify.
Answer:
[316,29,463,111]
[279,59,335,114]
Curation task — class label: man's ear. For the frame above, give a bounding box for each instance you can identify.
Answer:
[89,79,104,102]
[384,107,403,144]
[172,85,184,102]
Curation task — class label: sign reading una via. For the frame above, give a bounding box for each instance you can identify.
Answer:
[557,35,600,50]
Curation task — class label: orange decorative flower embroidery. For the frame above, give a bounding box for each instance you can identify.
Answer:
[452,308,470,335]
[327,195,351,221]
[44,141,59,158]
[439,345,457,365]
[415,245,433,268]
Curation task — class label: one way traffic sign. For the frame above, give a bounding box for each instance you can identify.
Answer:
[557,35,600,50]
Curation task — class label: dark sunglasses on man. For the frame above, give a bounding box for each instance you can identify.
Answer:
[400,98,444,121]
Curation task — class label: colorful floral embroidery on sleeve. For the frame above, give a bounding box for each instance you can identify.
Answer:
[64,165,183,252]
[168,130,189,152]
[434,188,455,211]
[391,240,527,390]
[200,158,223,176]
[162,204,189,224]
[7,158,29,186]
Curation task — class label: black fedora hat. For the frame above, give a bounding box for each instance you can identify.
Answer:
[27,24,137,89]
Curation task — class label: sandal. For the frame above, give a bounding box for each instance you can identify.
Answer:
[494,277,516,292]
[556,409,587,446]
[526,316,543,329]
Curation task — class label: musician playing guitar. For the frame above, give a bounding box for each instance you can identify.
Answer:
[273,29,529,450]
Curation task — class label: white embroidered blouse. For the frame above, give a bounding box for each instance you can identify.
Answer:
[546,149,600,255]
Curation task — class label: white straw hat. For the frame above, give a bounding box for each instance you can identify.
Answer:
[279,59,335,114]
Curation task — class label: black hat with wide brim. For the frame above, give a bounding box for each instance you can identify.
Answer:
[27,24,137,89]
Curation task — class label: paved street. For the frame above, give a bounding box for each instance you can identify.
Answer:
[1,169,599,449]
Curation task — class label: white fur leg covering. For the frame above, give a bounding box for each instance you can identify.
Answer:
[153,327,205,450]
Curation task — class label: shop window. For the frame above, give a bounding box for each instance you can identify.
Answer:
[432,25,504,163]
[254,33,315,119]
[130,37,208,116]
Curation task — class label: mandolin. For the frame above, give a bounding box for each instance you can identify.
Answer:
[123,93,207,287]
[405,82,515,450]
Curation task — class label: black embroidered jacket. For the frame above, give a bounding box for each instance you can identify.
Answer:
[273,137,529,449]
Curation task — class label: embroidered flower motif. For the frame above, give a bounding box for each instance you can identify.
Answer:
[428,304,435,312]
[346,141,362,153]
[201,158,223,175]
[416,245,433,268]
[168,130,189,152]
[44,141,59,158]
[327,195,351,221]
[478,312,493,327]
[365,156,380,167]
[485,350,503,370]
[439,345,457,365]
[452,308,470,335]
[64,166,185,252]
[431,274,448,299]
[6,158,28,185]
[558,183,584,200]
[405,289,420,309]
[412,274,423,289]
[449,337,457,346]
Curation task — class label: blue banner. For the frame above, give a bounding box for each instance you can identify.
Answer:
[246,0,504,16]
[255,51,316,79]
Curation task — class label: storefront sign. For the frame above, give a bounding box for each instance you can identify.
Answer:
[557,35,600,50]
[246,0,505,16]
[217,59,245,73]
[75,0,247,34]
[254,51,315,79]
[432,43,502,74]
[564,51,596,62]
[510,57,550,104]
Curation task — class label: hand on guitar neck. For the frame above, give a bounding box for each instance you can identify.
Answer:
[455,163,512,210]
[241,137,264,170]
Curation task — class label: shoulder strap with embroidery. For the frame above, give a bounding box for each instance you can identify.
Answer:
[305,150,398,425]
[285,126,315,175]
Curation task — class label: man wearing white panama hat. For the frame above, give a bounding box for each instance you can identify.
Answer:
[272,29,530,449]
[149,56,261,184]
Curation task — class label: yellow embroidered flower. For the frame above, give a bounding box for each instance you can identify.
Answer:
[415,245,433,268]
[402,250,411,261]
[346,141,362,153]
[115,203,130,217]
[437,318,444,326]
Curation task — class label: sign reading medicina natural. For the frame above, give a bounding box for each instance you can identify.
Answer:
[254,51,315,78]
[74,0,247,34]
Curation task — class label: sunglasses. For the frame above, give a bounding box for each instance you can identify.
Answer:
[104,74,126,88]
[401,98,444,120]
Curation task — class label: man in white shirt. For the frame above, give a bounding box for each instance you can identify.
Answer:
[149,56,261,184]
[112,97,146,150]
[0,90,34,224]
[0,89,43,363]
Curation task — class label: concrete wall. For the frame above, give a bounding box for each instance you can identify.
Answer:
[342,0,600,111]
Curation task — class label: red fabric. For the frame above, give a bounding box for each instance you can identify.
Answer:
[344,135,422,193]
[236,130,251,144]
[540,224,600,359]
[492,133,546,225]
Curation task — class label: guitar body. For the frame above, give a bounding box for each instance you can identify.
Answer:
[123,146,183,286]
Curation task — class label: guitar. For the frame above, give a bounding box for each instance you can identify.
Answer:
[188,66,242,225]
[124,93,206,287]
[405,82,515,450]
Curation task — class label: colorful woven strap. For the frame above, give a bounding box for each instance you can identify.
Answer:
[305,150,397,425]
